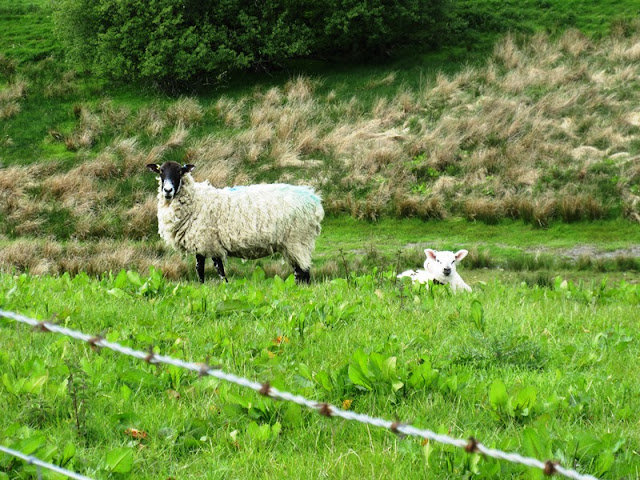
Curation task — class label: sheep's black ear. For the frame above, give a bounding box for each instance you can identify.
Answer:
[182,164,195,174]
[147,163,160,174]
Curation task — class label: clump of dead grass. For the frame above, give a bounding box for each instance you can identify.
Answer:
[166,97,204,125]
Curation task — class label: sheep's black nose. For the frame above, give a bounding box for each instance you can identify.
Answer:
[443,267,451,276]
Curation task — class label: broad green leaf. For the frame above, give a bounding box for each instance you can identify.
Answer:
[18,435,46,455]
[126,270,142,287]
[37,445,57,462]
[391,380,404,392]
[2,373,15,395]
[216,300,252,314]
[352,349,369,372]
[25,375,48,394]
[381,356,397,380]
[315,371,333,392]
[348,364,372,390]
[105,447,133,473]
[113,269,128,289]
[439,374,457,394]
[522,427,551,465]
[596,451,615,475]
[514,385,537,413]
[489,379,508,408]
[470,300,485,332]
[62,442,76,466]
[283,403,302,425]
[297,363,313,381]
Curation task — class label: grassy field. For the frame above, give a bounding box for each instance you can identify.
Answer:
[1,270,640,479]
[1,0,640,478]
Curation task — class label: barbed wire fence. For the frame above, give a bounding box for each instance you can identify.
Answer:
[0,444,92,480]
[0,309,599,480]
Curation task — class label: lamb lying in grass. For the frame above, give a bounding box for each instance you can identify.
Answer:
[397,248,472,293]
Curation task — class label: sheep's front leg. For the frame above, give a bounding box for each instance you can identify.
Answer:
[196,254,206,283]
[212,257,228,283]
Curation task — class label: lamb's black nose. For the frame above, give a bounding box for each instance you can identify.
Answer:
[443,267,451,276]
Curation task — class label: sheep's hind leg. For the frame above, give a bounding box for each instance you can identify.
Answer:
[196,254,206,283]
[212,257,228,283]
[293,265,311,284]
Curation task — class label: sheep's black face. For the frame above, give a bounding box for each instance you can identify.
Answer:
[147,162,195,200]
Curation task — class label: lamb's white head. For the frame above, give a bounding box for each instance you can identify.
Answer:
[147,161,195,200]
[423,249,468,283]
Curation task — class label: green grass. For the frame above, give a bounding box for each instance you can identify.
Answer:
[1,270,639,478]
[0,2,60,63]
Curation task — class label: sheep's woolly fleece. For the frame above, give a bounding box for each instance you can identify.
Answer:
[156,174,324,271]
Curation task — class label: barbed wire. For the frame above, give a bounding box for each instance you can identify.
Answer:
[0,309,599,480]
[0,444,93,480]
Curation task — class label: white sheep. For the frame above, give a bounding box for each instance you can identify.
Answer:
[398,248,472,292]
[147,161,324,284]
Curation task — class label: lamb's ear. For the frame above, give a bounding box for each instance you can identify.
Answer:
[182,164,195,174]
[146,163,160,174]
[424,249,437,261]
[455,249,469,261]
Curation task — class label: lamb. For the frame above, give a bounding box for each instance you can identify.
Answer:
[147,161,324,284]
[397,248,472,293]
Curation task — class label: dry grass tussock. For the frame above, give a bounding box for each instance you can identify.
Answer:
[0,78,26,120]
[166,97,204,126]
[0,239,190,279]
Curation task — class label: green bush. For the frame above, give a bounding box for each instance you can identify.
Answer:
[52,0,449,87]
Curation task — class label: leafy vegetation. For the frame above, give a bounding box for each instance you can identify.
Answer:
[52,0,449,87]
[1,270,639,478]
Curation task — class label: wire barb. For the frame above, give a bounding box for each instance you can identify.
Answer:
[544,460,558,476]
[390,419,407,439]
[316,403,333,417]
[33,321,50,333]
[465,436,479,453]
[87,336,103,351]
[259,382,272,397]
[144,346,156,364]
[198,362,210,377]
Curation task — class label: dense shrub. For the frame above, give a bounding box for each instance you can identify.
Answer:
[52,0,449,86]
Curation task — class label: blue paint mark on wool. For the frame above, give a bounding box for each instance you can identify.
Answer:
[223,184,321,204]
